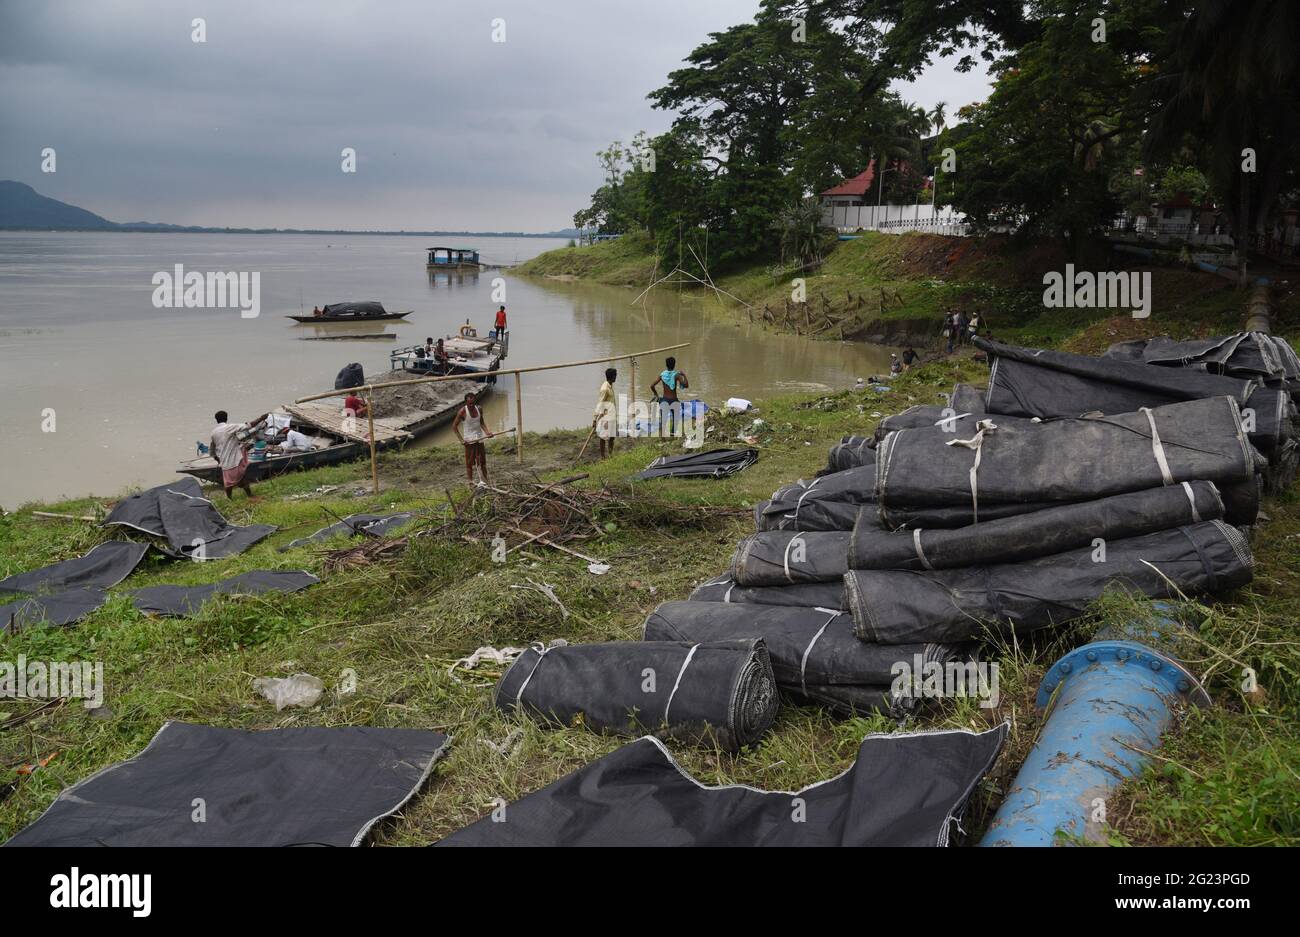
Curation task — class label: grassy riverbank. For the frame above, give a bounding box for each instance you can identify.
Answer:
[2,350,1297,845]
[518,232,1300,350]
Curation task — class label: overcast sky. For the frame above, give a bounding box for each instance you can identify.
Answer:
[0,0,991,232]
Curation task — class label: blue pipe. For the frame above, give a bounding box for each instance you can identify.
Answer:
[980,611,1209,847]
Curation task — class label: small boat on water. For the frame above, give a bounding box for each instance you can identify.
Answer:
[176,384,492,483]
[287,301,411,324]
[426,246,482,269]
[390,323,508,383]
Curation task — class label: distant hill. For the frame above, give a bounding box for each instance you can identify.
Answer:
[0,180,578,238]
[0,180,116,229]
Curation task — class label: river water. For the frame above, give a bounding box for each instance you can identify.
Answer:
[0,232,892,508]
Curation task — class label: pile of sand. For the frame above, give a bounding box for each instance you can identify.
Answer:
[365,371,483,419]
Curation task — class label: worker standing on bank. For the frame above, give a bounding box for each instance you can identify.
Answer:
[452,389,490,485]
[592,367,617,458]
[649,356,688,436]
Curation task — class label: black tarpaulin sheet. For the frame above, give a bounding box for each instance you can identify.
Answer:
[845,520,1254,644]
[437,724,1008,846]
[322,301,387,317]
[691,572,845,611]
[850,482,1225,571]
[496,639,778,752]
[755,497,862,532]
[101,478,275,560]
[1107,332,1300,386]
[755,465,875,531]
[874,405,990,440]
[978,336,1257,409]
[129,570,320,616]
[0,541,148,596]
[283,512,417,550]
[644,600,957,716]
[5,722,448,847]
[875,499,1060,530]
[732,531,850,586]
[821,435,875,475]
[634,448,758,480]
[1,588,108,634]
[875,396,1254,511]
[975,339,1291,453]
[950,384,988,415]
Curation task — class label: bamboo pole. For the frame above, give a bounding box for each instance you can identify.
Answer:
[514,372,524,463]
[293,342,691,404]
[365,388,378,494]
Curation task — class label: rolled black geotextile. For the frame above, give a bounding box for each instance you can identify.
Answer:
[875,396,1254,512]
[495,639,778,752]
[691,572,846,610]
[849,482,1225,571]
[732,531,851,585]
[844,520,1254,644]
[644,600,957,717]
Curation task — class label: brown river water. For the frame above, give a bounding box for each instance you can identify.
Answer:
[0,232,894,508]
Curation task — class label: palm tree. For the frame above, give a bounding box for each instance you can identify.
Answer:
[1144,0,1300,285]
[929,101,948,136]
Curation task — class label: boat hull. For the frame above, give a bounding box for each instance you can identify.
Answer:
[287,313,410,323]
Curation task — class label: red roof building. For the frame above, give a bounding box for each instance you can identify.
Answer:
[820,161,877,201]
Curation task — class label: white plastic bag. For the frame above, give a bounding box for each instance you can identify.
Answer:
[253,673,324,711]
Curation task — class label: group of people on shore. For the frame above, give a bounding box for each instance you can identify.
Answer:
[943,309,981,353]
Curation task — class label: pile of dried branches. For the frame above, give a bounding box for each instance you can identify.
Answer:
[317,474,746,571]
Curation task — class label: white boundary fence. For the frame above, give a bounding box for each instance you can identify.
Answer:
[822,203,968,236]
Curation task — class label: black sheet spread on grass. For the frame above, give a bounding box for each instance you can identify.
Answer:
[129,570,320,616]
[691,572,846,611]
[844,520,1254,644]
[634,448,758,480]
[875,396,1254,511]
[101,477,275,560]
[850,482,1225,572]
[496,639,778,752]
[0,589,109,634]
[283,512,417,550]
[5,722,448,847]
[645,600,957,716]
[732,531,851,586]
[0,541,148,596]
[437,724,1008,846]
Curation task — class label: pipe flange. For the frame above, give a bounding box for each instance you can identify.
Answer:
[1035,640,1211,710]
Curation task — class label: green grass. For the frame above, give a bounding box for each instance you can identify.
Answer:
[2,348,1298,846]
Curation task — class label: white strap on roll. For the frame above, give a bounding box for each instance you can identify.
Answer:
[946,419,998,525]
[662,643,700,724]
[513,643,552,706]
[782,535,801,582]
[1182,481,1201,522]
[1141,407,1174,485]
[799,610,839,698]
[912,528,935,570]
[793,478,821,523]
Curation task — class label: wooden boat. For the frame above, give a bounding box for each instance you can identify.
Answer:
[287,300,411,323]
[176,385,492,483]
[287,312,409,323]
[299,333,397,341]
[390,326,509,383]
